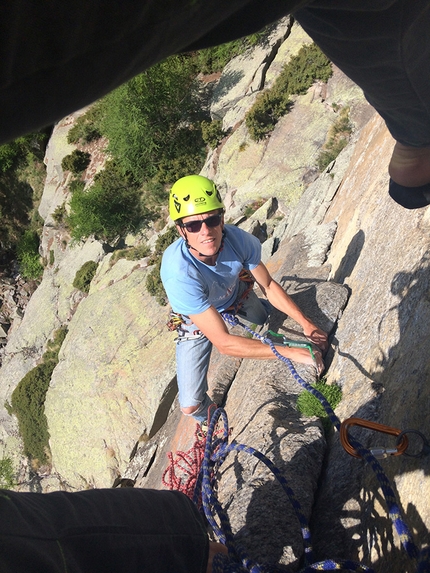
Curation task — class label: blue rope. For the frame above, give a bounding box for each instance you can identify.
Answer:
[215,312,427,571]
[202,407,374,573]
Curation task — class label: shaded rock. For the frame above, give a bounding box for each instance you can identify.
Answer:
[309,114,430,570]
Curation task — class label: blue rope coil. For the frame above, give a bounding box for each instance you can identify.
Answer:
[209,312,427,572]
[202,407,374,573]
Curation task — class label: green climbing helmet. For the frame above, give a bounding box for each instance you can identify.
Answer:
[169,175,225,221]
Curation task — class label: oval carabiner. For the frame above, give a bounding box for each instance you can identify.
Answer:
[340,417,409,459]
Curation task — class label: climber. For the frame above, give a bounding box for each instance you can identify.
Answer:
[160,175,327,425]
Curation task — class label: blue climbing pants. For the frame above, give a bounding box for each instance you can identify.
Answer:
[176,282,271,423]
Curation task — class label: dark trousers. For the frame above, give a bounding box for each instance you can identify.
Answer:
[0,488,208,573]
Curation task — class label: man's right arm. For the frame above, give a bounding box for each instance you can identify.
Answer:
[189,307,323,371]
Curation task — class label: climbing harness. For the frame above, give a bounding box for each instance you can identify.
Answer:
[164,311,430,572]
[166,270,256,338]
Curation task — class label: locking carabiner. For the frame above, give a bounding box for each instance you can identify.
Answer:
[340,417,409,459]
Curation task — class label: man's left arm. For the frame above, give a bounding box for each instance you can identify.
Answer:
[250,262,328,351]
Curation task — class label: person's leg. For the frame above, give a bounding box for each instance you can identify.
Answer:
[0,488,209,573]
[294,0,430,207]
[176,333,214,423]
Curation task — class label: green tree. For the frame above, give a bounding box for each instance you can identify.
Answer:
[99,55,205,185]
[0,132,47,174]
[61,150,91,174]
[10,327,67,465]
[67,103,103,145]
[16,229,44,279]
[68,161,152,243]
[145,226,178,305]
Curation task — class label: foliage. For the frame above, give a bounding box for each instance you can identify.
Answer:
[10,327,67,464]
[297,379,342,432]
[73,260,99,293]
[246,43,333,141]
[152,226,179,257]
[68,161,152,243]
[67,103,103,145]
[110,244,151,266]
[52,203,67,225]
[201,120,226,149]
[99,55,206,186]
[69,179,86,194]
[0,458,16,489]
[317,107,353,171]
[61,150,91,175]
[16,230,44,280]
[145,226,179,305]
[0,132,47,174]
[0,137,46,252]
[146,260,168,306]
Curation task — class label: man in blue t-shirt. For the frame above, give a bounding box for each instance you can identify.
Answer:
[161,175,328,425]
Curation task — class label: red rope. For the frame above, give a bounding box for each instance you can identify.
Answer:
[162,424,207,499]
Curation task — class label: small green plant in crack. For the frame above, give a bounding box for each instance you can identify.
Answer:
[296,378,342,433]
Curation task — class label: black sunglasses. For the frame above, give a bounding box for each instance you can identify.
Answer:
[180,213,223,233]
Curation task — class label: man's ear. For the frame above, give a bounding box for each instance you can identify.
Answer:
[176,223,186,239]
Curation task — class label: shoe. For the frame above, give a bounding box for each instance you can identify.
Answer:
[199,419,209,437]
[389,179,430,209]
[199,403,218,437]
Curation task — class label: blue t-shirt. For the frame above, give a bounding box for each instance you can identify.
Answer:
[160,225,261,315]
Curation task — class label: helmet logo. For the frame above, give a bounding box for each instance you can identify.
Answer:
[195,197,206,203]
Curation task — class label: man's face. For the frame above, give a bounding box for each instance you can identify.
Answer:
[178,209,224,258]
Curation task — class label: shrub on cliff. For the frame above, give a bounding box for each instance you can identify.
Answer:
[61,149,91,175]
[201,120,227,149]
[297,379,342,433]
[67,104,103,145]
[68,161,152,243]
[10,327,67,465]
[73,260,99,293]
[145,226,178,305]
[317,106,353,171]
[16,229,44,280]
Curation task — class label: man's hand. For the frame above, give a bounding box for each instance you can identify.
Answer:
[277,346,325,376]
[303,324,328,352]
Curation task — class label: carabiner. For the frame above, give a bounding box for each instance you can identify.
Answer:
[340,417,409,459]
[262,330,315,360]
